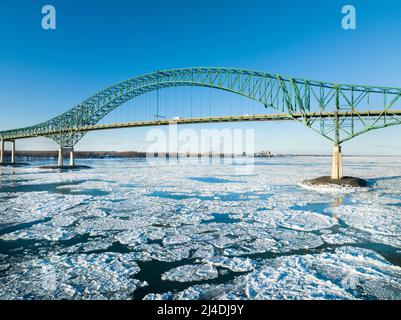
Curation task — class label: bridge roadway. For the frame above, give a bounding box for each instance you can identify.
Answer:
[1,110,401,176]
[2,110,400,140]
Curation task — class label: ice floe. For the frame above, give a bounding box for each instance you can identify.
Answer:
[161,264,219,282]
[1,156,401,299]
[145,247,401,300]
[206,256,255,272]
[0,253,141,299]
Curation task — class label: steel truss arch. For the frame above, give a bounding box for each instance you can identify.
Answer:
[1,68,401,147]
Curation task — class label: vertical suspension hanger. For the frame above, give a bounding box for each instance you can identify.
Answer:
[199,87,202,118]
[209,87,211,117]
[190,86,193,119]
[148,90,151,120]
[241,93,243,115]
[164,89,167,119]
[130,94,133,122]
[170,88,177,117]
[229,91,231,115]
[156,85,159,121]
[134,95,137,121]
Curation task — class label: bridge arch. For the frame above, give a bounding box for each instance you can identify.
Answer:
[1,68,401,149]
[65,81,273,146]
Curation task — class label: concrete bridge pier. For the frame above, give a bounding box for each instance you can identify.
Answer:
[56,147,77,168]
[57,146,64,167]
[306,144,366,187]
[10,140,15,164]
[0,139,4,164]
[0,139,17,165]
[331,145,343,180]
[70,148,75,166]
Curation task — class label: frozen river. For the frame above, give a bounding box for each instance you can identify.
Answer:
[0,156,400,300]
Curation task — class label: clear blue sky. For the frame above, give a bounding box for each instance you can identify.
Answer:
[1,0,401,154]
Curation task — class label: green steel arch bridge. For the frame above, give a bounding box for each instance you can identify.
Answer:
[1,67,401,179]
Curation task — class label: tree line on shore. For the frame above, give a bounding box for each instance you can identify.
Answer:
[6,150,280,159]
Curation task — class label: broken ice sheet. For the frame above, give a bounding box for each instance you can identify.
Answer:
[333,205,401,237]
[280,211,336,232]
[0,253,141,300]
[163,234,192,246]
[114,229,147,246]
[206,256,255,272]
[150,247,401,300]
[0,192,90,225]
[192,243,215,259]
[161,264,219,283]
[1,156,401,300]
[321,232,357,245]
[133,243,192,262]
[271,229,324,252]
[243,247,401,300]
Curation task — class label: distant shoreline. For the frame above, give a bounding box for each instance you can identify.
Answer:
[2,151,401,159]
[4,150,282,159]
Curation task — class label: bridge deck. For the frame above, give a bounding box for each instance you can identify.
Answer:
[2,110,401,140]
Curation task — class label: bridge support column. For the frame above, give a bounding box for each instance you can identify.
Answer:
[57,147,64,167]
[331,145,343,180]
[0,139,4,164]
[69,149,75,166]
[11,140,15,164]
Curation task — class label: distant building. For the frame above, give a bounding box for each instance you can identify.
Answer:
[257,150,273,157]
